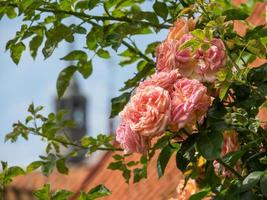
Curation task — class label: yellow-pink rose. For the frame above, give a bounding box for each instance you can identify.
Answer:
[167,18,196,41]
[121,86,171,137]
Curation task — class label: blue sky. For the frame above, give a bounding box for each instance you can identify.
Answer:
[0,3,167,167]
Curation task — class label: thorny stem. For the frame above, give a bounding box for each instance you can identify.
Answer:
[0,1,170,29]
[33,131,123,152]
[32,116,123,152]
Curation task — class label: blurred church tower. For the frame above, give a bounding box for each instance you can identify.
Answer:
[55,77,88,164]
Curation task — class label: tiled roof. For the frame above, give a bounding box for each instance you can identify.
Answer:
[5,1,267,200]
[75,151,182,200]
[6,151,181,200]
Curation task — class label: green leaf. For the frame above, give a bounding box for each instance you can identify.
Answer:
[41,160,56,177]
[86,31,97,51]
[145,42,160,55]
[78,60,93,79]
[27,161,44,172]
[247,39,266,58]
[189,189,210,200]
[110,92,131,118]
[33,184,50,200]
[61,50,87,61]
[153,2,168,20]
[260,173,267,197]
[242,171,263,191]
[245,25,267,40]
[223,8,249,21]
[51,190,73,200]
[247,63,267,85]
[42,41,57,59]
[133,167,147,183]
[157,144,179,178]
[219,81,231,101]
[191,29,205,40]
[6,7,17,19]
[197,131,223,160]
[86,185,111,199]
[179,39,201,52]
[7,166,25,178]
[56,66,77,98]
[222,151,244,167]
[120,63,154,91]
[56,159,69,175]
[97,49,110,59]
[88,0,100,10]
[10,42,26,65]
[30,35,43,59]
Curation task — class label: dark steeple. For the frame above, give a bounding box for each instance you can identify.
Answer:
[55,77,88,164]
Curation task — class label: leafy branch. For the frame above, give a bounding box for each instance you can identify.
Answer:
[0,1,170,29]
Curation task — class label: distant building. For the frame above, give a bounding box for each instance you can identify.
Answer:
[4,2,266,200]
[55,77,88,164]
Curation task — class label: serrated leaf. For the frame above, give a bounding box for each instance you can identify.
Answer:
[153,2,168,20]
[30,35,43,59]
[197,132,223,160]
[78,60,93,79]
[223,9,249,21]
[56,159,68,175]
[97,49,110,59]
[10,42,25,65]
[7,166,25,178]
[242,171,263,191]
[33,184,50,200]
[189,189,210,200]
[61,50,87,61]
[27,161,44,172]
[52,190,73,200]
[6,7,17,19]
[192,29,205,40]
[110,92,131,118]
[86,184,111,199]
[56,66,77,98]
[157,144,179,178]
[120,63,154,91]
[88,0,100,10]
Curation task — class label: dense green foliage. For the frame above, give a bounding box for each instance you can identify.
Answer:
[0,0,267,199]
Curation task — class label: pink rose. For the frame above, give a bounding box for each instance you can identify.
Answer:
[213,130,240,177]
[116,122,148,153]
[167,18,196,41]
[195,38,226,82]
[121,86,171,137]
[156,35,197,73]
[175,178,199,200]
[138,70,181,92]
[170,78,211,129]
[156,39,180,72]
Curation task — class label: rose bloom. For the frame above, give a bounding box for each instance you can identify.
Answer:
[169,178,203,200]
[156,39,180,72]
[156,34,197,73]
[138,70,181,92]
[167,18,196,41]
[116,122,148,153]
[256,107,267,130]
[121,86,171,137]
[170,78,211,129]
[213,130,240,177]
[195,38,227,82]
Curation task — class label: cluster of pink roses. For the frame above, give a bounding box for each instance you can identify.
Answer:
[116,18,227,153]
[157,19,226,82]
